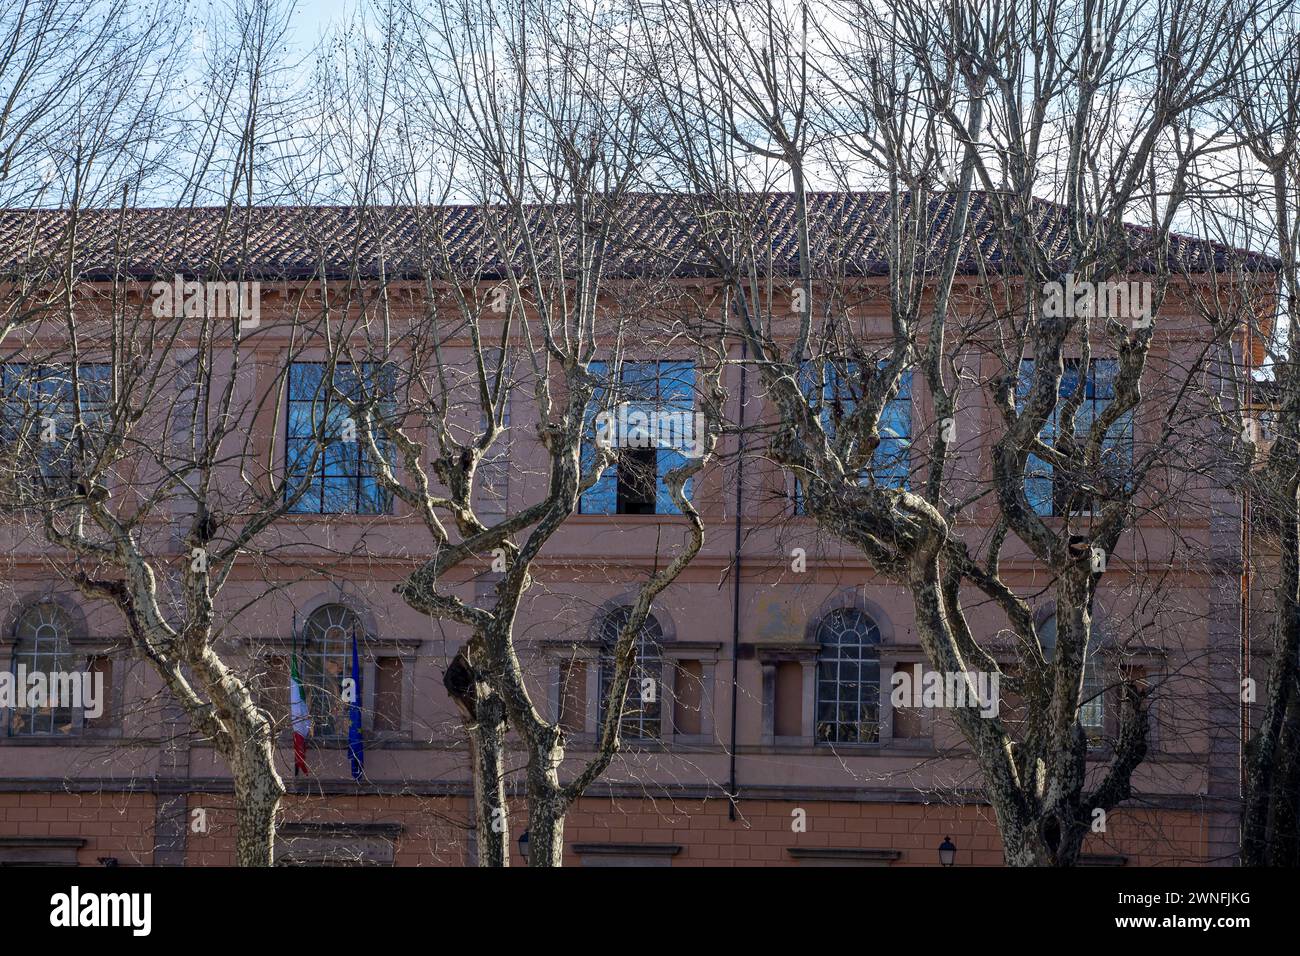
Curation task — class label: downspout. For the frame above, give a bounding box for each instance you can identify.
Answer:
[728,339,748,821]
[1241,317,1254,799]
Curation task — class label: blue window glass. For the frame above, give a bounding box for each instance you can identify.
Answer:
[793,359,912,513]
[580,360,617,515]
[654,361,696,514]
[579,360,696,515]
[1,363,111,481]
[286,362,394,515]
[873,369,912,489]
[1017,358,1133,516]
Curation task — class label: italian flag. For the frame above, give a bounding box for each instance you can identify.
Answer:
[289,653,311,775]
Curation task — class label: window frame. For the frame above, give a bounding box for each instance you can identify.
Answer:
[298,603,363,739]
[285,361,395,516]
[792,359,913,512]
[1017,357,1134,517]
[578,359,696,516]
[596,607,665,740]
[814,607,882,745]
[1038,614,1107,743]
[1,362,112,486]
[6,603,81,737]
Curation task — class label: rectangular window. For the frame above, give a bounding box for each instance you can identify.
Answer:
[673,659,704,736]
[794,360,912,512]
[1016,358,1134,516]
[874,370,913,489]
[579,360,695,515]
[263,655,290,726]
[286,362,394,515]
[1,363,112,482]
[890,663,927,740]
[558,660,587,733]
[477,397,512,517]
[373,657,403,732]
[85,655,113,730]
[1082,661,1106,746]
[1118,664,1153,748]
[773,661,803,737]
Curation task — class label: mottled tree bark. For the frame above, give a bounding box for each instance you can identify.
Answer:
[232,761,284,867]
[1233,28,1300,865]
[1242,502,1300,865]
[1268,692,1300,865]
[525,727,568,867]
[60,551,289,867]
[468,692,511,867]
[444,643,511,866]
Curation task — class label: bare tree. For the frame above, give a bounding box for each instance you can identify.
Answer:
[0,227,369,865]
[634,0,1269,864]
[306,0,726,866]
[0,0,354,866]
[1214,9,1300,867]
[0,0,184,352]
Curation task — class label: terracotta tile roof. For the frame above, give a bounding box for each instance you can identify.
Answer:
[0,193,1276,281]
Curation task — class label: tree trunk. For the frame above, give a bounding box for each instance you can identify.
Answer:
[526,795,566,867]
[193,652,286,867]
[995,806,1090,867]
[913,551,1103,867]
[1242,499,1300,865]
[1267,692,1300,864]
[444,642,512,866]
[526,729,567,867]
[468,691,510,867]
[999,820,1052,867]
[232,761,285,867]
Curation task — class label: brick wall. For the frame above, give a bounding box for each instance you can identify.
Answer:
[562,798,1209,866]
[0,791,156,865]
[184,793,471,866]
[0,790,1208,866]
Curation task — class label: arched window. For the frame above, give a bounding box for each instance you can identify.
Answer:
[1038,616,1104,733]
[301,604,362,736]
[597,607,663,740]
[815,607,881,743]
[9,603,76,735]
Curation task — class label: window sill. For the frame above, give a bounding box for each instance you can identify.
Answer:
[1,730,122,744]
[571,513,693,523]
[787,847,901,865]
[563,734,707,753]
[0,836,85,865]
[282,512,401,522]
[748,741,938,757]
[283,732,411,747]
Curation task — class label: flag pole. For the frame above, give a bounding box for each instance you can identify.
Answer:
[291,610,298,779]
[348,625,365,783]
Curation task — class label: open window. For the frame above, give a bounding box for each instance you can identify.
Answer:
[579,360,696,515]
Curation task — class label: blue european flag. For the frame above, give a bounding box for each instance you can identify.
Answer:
[349,632,364,781]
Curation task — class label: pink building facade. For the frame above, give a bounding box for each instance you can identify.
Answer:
[0,204,1262,866]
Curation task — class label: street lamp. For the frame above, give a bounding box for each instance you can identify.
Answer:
[938,836,956,866]
[518,829,530,864]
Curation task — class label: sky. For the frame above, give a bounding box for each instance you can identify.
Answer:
[285,0,356,53]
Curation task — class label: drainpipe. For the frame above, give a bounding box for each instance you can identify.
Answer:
[1240,320,1254,799]
[1240,483,1251,799]
[728,339,748,821]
